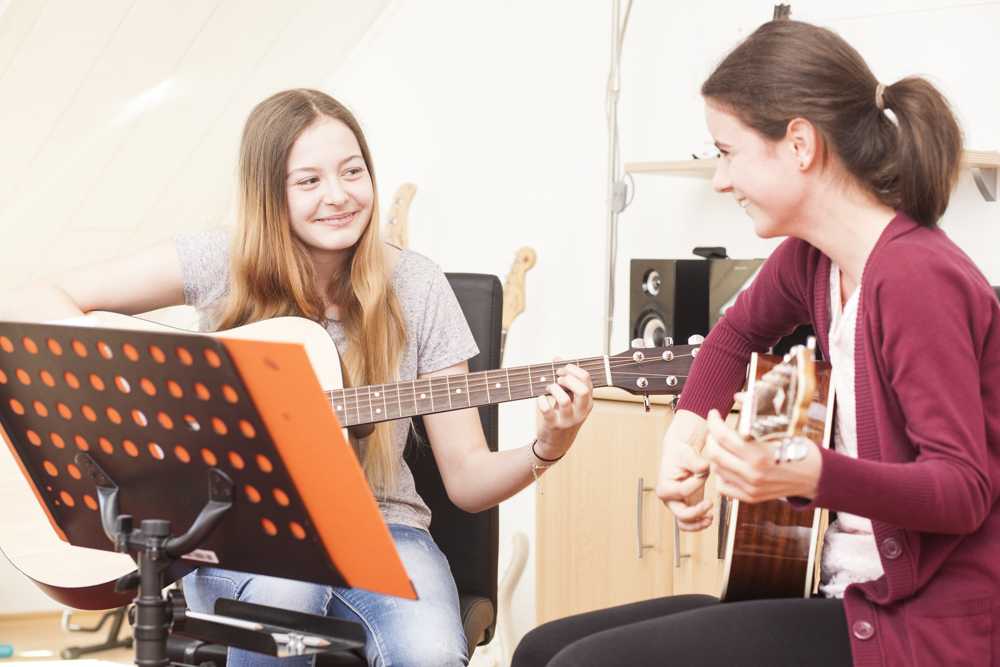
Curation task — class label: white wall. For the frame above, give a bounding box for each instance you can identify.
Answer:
[326,0,1000,647]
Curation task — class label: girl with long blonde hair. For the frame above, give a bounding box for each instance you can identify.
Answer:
[0,88,593,667]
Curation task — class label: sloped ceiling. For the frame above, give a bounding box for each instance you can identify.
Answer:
[0,0,392,289]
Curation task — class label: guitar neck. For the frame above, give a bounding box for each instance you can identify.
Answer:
[328,356,610,427]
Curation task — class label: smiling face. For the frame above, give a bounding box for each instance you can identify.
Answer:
[285,116,374,269]
[705,103,806,239]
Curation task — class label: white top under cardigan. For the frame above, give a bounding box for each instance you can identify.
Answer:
[819,262,885,599]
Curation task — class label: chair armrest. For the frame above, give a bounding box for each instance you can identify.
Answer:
[459,593,496,654]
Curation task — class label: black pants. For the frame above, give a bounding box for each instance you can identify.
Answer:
[512,595,853,667]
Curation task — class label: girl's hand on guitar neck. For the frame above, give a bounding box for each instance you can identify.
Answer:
[704,409,822,503]
[533,360,595,460]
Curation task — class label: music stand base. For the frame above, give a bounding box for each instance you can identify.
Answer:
[61,606,134,659]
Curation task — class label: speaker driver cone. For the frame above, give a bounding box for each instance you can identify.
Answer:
[635,310,668,347]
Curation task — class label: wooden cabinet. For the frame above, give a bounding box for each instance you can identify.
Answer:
[535,389,728,625]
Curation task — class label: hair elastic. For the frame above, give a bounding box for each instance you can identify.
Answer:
[875,83,887,110]
[875,83,899,127]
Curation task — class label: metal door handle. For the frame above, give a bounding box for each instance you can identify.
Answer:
[637,478,654,558]
[674,516,691,567]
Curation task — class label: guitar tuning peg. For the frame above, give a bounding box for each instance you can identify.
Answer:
[643,394,650,412]
[631,338,646,349]
[687,335,705,345]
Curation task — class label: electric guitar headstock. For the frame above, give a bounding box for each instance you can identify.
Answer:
[738,338,817,443]
[502,247,536,332]
[381,183,417,248]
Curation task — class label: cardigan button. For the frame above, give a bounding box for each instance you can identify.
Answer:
[881,538,903,560]
[853,621,875,640]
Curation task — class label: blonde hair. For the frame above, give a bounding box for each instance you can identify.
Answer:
[210,89,407,496]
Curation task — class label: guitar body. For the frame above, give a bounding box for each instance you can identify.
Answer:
[717,352,835,602]
[0,313,347,610]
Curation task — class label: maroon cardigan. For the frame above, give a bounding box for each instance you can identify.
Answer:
[678,213,1000,666]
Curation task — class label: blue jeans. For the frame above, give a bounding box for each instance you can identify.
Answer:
[183,524,468,667]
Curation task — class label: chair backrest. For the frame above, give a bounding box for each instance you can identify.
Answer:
[403,273,502,645]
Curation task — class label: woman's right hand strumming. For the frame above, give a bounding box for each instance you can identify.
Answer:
[656,409,713,532]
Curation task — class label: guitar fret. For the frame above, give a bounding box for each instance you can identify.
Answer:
[344,387,361,424]
[507,367,532,401]
[467,371,489,409]
[530,364,552,396]
[425,376,446,413]
[330,390,350,426]
[324,351,690,426]
[411,378,433,416]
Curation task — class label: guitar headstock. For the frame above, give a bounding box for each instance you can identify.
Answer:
[381,183,417,248]
[738,340,817,441]
[502,246,537,331]
[606,343,699,395]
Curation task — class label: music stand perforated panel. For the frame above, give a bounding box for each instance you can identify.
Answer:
[0,322,347,588]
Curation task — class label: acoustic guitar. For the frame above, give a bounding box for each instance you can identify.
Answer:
[0,313,696,609]
[380,183,417,248]
[716,341,835,602]
[500,247,536,364]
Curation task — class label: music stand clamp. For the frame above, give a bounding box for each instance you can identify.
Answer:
[0,321,412,666]
[80,451,230,666]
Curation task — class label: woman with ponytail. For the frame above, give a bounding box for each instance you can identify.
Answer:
[514,20,999,667]
[0,89,594,667]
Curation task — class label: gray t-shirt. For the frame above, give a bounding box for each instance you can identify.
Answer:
[173,228,479,531]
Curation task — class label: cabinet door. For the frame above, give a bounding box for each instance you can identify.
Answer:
[536,399,675,625]
[671,468,722,596]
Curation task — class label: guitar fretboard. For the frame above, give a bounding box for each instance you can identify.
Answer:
[327,357,609,426]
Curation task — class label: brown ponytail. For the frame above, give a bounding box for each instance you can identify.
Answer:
[702,20,963,227]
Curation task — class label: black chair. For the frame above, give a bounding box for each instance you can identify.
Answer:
[168,272,502,665]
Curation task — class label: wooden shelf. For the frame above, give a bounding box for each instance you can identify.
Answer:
[625,158,718,178]
[625,150,999,178]
[964,150,1000,170]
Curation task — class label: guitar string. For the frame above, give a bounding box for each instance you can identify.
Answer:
[324,357,692,402]
[325,356,693,423]
[324,361,690,405]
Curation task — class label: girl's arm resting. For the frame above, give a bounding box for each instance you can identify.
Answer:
[0,238,186,322]
[421,360,593,513]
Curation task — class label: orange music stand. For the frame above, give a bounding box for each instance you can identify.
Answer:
[0,321,414,665]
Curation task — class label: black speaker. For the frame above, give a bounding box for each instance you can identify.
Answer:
[629,258,766,347]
